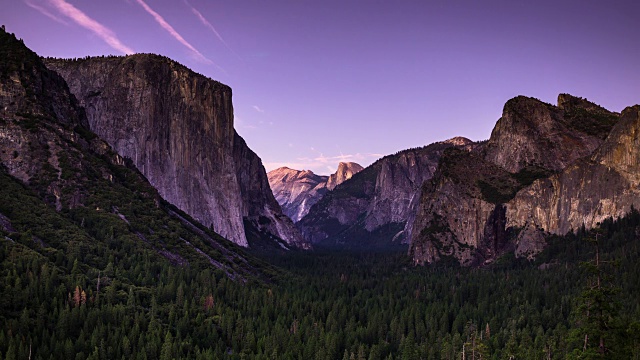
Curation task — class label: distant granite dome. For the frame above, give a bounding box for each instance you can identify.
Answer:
[268,162,363,222]
[326,162,365,190]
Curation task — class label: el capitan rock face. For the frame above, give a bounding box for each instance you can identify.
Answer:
[409,94,626,265]
[0,28,261,278]
[267,162,363,222]
[45,55,307,248]
[297,138,475,245]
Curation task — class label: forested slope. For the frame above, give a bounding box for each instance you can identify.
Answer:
[2,206,640,358]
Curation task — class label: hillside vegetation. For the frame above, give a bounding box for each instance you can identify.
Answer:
[2,203,640,358]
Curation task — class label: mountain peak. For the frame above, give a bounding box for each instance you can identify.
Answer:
[484,94,615,173]
[327,162,364,190]
[557,93,609,113]
[442,136,473,146]
[268,162,363,222]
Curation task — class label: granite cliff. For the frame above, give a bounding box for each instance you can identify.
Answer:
[409,95,625,265]
[483,94,614,173]
[0,27,262,278]
[506,105,640,241]
[298,138,474,245]
[267,162,363,222]
[44,55,307,249]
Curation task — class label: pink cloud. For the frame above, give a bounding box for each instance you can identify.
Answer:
[47,0,134,54]
[24,0,68,25]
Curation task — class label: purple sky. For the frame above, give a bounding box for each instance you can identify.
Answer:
[3,0,639,175]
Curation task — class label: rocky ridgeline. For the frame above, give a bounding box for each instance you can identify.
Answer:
[409,94,631,265]
[6,26,636,264]
[293,92,637,266]
[267,162,363,222]
[297,138,476,245]
[44,55,307,249]
[506,105,640,242]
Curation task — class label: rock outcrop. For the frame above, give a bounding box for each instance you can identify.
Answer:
[506,105,640,237]
[408,148,520,265]
[298,138,475,245]
[326,162,364,190]
[267,162,363,222]
[44,54,307,248]
[483,95,611,173]
[410,95,624,265]
[233,134,308,247]
[268,167,328,223]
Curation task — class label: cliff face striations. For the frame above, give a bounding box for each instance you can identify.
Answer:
[233,134,308,248]
[45,55,306,248]
[0,28,262,278]
[267,162,363,222]
[506,105,640,239]
[483,95,610,173]
[410,95,625,265]
[298,138,474,245]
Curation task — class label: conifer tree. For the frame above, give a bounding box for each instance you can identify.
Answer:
[569,230,621,359]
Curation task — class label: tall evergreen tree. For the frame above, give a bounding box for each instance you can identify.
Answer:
[569,230,622,359]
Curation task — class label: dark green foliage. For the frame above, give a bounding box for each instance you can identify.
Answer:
[512,165,553,187]
[419,213,455,252]
[478,164,553,204]
[564,107,619,139]
[567,229,626,359]
[2,202,640,358]
[73,124,97,141]
[477,179,518,204]
[0,27,40,80]
[436,147,523,204]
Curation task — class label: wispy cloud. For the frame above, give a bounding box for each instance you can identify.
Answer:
[183,0,242,61]
[134,0,214,66]
[24,0,68,25]
[41,0,134,54]
[312,153,382,164]
[252,105,265,113]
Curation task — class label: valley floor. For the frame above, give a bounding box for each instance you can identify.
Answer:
[2,213,640,359]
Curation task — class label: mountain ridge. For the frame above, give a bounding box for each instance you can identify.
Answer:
[297,138,475,245]
[409,94,631,265]
[267,162,363,222]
